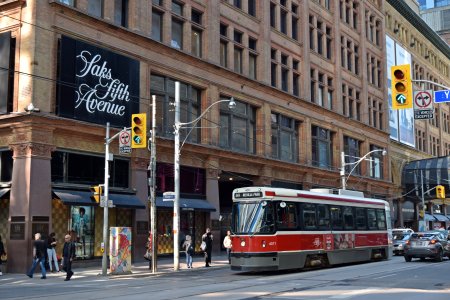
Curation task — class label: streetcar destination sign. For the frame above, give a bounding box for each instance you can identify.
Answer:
[234,192,263,198]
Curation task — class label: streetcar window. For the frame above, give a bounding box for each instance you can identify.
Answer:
[330,206,343,230]
[317,204,330,229]
[376,209,386,230]
[355,208,367,230]
[231,202,275,234]
[277,202,298,229]
[343,207,354,230]
[367,209,377,230]
[302,203,317,230]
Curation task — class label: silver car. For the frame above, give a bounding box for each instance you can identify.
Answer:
[393,232,411,255]
[404,231,450,262]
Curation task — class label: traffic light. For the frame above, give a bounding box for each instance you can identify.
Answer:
[391,64,413,109]
[436,185,446,199]
[90,185,102,203]
[131,113,147,148]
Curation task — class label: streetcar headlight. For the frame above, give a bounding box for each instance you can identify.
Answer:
[240,240,246,247]
[262,240,266,248]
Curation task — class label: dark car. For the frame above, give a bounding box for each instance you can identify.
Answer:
[404,231,450,262]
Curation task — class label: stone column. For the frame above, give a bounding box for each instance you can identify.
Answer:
[8,141,54,273]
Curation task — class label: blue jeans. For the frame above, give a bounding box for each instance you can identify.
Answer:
[186,253,193,267]
[27,257,46,278]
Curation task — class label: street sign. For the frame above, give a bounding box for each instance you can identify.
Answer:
[413,90,434,120]
[434,90,450,103]
[119,129,132,154]
[163,191,175,201]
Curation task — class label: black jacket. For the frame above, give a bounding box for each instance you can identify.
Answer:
[63,241,76,259]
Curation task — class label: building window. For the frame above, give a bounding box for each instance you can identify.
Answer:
[270,2,276,28]
[369,145,384,179]
[152,11,163,42]
[171,19,183,49]
[311,68,333,109]
[340,0,358,30]
[220,99,256,154]
[280,9,288,35]
[88,0,103,18]
[191,10,203,57]
[249,37,257,79]
[114,0,128,27]
[342,83,361,120]
[312,126,333,169]
[341,36,359,75]
[248,0,256,16]
[0,150,12,182]
[310,15,332,59]
[368,96,383,130]
[344,136,361,175]
[150,75,201,143]
[59,0,75,5]
[271,113,298,162]
[51,151,129,188]
[220,41,228,67]
[234,46,243,74]
[172,0,183,16]
[156,163,206,195]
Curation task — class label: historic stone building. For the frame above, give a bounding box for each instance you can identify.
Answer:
[0,0,407,272]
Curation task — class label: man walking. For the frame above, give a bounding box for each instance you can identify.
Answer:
[202,228,213,267]
[62,234,76,281]
[27,233,47,279]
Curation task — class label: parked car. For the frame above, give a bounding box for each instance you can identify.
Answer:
[404,230,450,262]
[393,232,412,256]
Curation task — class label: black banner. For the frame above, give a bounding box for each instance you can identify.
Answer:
[57,36,139,127]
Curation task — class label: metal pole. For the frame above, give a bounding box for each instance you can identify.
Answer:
[173,82,180,271]
[421,170,425,230]
[102,122,110,276]
[150,95,157,273]
[340,151,346,190]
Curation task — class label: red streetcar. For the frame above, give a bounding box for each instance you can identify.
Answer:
[230,187,392,271]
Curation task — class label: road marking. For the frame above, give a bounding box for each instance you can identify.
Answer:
[374,273,397,279]
[330,288,382,299]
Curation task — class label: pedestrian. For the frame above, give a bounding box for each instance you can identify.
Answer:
[202,228,213,267]
[182,235,194,268]
[62,234,76,281]
[0,235,6,276]
[27,233,47,279]
[46,232,59,272]
[223,230,232,264]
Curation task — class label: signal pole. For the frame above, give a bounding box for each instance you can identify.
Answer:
[149,95,157,273]
[102,122,110,276]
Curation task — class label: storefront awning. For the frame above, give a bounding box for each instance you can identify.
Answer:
[53,190,145,209]
[425,213,437,222]
[434,214,449,222]
[156,197,216,212]
[0,188,10,198]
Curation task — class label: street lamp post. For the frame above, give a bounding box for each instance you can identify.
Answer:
[340,149,387,190]
[173,81,235,271]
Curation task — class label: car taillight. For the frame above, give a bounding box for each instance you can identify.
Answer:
[430,239,437,244]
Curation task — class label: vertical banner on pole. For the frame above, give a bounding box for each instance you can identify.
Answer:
[109,227,132,274]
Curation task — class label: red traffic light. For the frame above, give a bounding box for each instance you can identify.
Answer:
[393,69,405,80]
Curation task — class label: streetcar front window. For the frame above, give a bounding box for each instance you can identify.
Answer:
[231,202,275,234]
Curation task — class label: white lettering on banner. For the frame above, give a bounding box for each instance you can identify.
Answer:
[75,51,130,117]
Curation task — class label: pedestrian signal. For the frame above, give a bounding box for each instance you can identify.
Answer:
[391,64,413,109]
[90,185,102,203]
[436,185,445,199]
[131,113,147,149]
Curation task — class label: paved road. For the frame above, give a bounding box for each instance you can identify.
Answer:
[1,255,450,299]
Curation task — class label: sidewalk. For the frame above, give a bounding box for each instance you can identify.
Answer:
[0,253,230,281]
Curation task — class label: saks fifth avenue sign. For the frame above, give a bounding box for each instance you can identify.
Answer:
[57,36,139,127]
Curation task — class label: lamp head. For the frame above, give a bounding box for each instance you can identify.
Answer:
[382,150,387,156]
[228,97,236,110]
